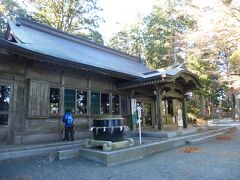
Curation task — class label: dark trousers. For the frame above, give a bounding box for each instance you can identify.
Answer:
[64,126,74,141]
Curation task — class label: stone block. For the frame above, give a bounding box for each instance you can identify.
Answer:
[58,148,81,160]
[84,138,134,152]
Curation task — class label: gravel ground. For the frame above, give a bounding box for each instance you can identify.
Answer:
[0,122,240,180]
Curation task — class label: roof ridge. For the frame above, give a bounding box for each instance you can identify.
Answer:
[14,17,142,62]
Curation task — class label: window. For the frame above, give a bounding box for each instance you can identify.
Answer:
[0,85,10,125]
[49,88,60,115]
[112,94,120,115]
[76,90,87,114]
[64,89,75,113]
[121,96,128,115]
[91,92,100,114]
[0,114,8,125]
[101,93,109,114]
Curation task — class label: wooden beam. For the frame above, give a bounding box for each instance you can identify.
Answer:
[133,88,155,95]
[162,92,184,99]
[161,83,184,93]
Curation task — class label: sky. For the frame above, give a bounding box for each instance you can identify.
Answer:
[15,0,157,41]
[98,0,157,41]
[98,0,240,42]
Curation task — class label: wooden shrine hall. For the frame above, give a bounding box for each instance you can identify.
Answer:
[0,17,202,145]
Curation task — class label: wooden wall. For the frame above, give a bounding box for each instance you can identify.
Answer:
[0,54,128,145]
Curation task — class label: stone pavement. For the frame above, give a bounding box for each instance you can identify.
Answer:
[0,119,239,180]
[0,121,239,180]
[0,119,237,162]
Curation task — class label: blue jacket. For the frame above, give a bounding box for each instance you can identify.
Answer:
[62,112,74,127]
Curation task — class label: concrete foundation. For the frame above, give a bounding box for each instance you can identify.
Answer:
[84,138,134,151]
[59,126,236,166]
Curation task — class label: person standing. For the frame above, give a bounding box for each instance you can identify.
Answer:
[62,109,74,141]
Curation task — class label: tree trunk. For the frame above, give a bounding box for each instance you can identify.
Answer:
[200,94,205,117]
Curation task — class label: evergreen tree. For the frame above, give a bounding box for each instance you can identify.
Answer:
[0,0,27,37]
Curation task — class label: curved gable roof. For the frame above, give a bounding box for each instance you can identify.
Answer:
[118,64,203,91]
[4,18,150,78]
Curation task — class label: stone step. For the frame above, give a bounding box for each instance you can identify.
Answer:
[125,131,168,138]
[127,126,235,139]
[58,148,81,160]
[181,126,236,141]
[0,141,83,161]
[186,132,227,145]
[0,140,83,153]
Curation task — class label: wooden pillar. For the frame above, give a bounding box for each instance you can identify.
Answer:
[156,90,163,130]
[182,97,187,128]
[60,72,65,115]
[87,77,91,115]
[126,94,132,129]
[8,83,15,144]
[109,92,113,115]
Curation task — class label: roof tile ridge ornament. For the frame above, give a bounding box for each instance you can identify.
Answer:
[176,63,188,70]
[156,64,179,72]
[14,17,143,63]
[15,18,21,27]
